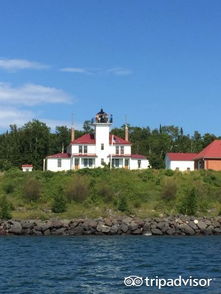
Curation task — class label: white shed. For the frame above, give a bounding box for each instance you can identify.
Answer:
[165,153,197,171]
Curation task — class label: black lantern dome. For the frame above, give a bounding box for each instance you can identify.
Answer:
[93,108,113,123]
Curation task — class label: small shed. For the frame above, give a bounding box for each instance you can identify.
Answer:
[21,164,33,172]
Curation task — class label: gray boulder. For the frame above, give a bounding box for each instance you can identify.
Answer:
[8,221,22,234]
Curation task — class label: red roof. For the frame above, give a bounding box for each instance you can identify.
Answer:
[73,154,97,157]
[167,153,198,161]
[110,134,131,145]
[108,154,131,158]
[71,134,95,144]
[22,164,33,167]
[70,133,131,145]
[47,153,71,158]
[131,154,147,159]
[194,140,221,160]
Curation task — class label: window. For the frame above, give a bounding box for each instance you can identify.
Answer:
[89,159,93,167]
[79,145,82,153]
[138,160,141,169]
[101,143,104,150]
[125,159,129,167]
[84,145,88,153]
[101,158,104,165]
[83,158,88,167]
[57,158,62,168]
[187,167,190,171]
[112,159,120,167]
[120,146,124,154]
[74,158,79,166]
[116,146,119,155]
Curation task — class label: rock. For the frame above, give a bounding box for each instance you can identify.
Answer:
[110,224,119,234]
[8,221,22,235]
[194,219,199,224]
[51,227,66,235]
[69,225,84,235]
[166,228,176,235]
[120,223,128,233]
[151,228,163,235]
[51,220,63,229]
[197,221,207,231]
[86,219,98,228]
[32,230,43,236]
[213,228,221,234]
[132,228,142,235]
[20,220,34,229]
[188,221,198,230]
[97,223,110,233]
[44,229,51,236]
[179,224,195,235]
[129,222,139,231]
[104,218,112,227]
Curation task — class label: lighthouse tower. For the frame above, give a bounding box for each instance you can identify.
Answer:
[92,108,113,166]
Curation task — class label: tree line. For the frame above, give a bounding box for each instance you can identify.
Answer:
[0,120,219,170]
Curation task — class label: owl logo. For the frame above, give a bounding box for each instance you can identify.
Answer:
[124,276,143,287]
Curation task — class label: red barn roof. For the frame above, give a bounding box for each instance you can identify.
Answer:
[167,153,198,161]
[47,153,71,158]
[70,133,131,145]
[194,140,221,160]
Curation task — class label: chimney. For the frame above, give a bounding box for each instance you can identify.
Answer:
[125,124,129,141]
[71,127,75,142]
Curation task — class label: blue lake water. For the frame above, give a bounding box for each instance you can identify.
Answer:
[0,236,220,294]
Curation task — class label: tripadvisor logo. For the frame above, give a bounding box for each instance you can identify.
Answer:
[123,275,215,289]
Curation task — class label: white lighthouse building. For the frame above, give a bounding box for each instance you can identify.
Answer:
[46,109,149,171]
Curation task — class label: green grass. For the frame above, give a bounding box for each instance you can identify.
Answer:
[0,168,221,219]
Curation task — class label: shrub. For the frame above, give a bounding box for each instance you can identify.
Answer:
[3,182,14,194]
[52,194,67,213]
[96,183,113,202]
[65,176,90,202]
[118,196,129,212]
[161,179,177,201]
[0,196,12,219]
[178,188,198,215]
[164,169,174,177]
[23,177,41,201]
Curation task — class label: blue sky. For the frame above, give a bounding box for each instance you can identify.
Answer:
[1,0,221,135]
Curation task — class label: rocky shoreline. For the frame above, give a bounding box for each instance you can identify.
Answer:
[1,216,221,236]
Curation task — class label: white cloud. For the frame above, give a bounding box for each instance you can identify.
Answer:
[106,67,133,76]
[0,58,49,72]
[0,108,34,128]
[60,66,133,76]
[0,107,80,131]
[60,67,92,74]
[0,82,72,106]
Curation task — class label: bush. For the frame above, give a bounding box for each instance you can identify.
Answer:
[96,183,113,202]
[118,196,129,212]
[164,169,174,176]
[52,194,67,213]
[161,179,177,201]
[23,177,41,201]
[0,196,12,219]
[3,182,14,194]
[178,188,198,215]
[65,176,90,202]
